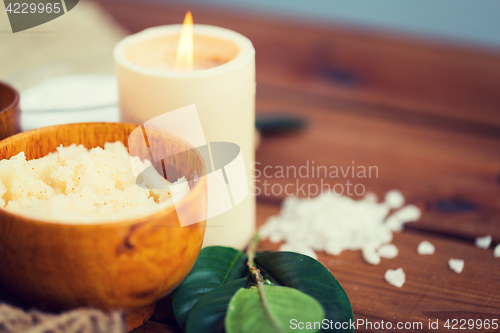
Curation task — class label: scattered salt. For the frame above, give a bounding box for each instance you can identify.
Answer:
[385,268,405,288]
[325,242,343,256]
[385,204,421,232]
[260,191,421,262]
[393,204,421,222]
[378,244,399,259]
[363,192,378,203]
[269,231,283,244]
[362,247,381,265]
[384,190,405,209]
[475,235,492,249]
[448,259,464,273]
[417,241,435,255]
[494,244,500,258]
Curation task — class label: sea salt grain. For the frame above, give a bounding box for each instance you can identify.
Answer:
[393,204,421,222]
[417,241,435,255]
[385,268,405,288]
[363,192,378,203]
[259,191,421,262]
[362,247,381,265]
[475,235,492,249]
[385,204,421,232]
[378,244,399,259]
[494,244,500,258]
[384,190,405,209]
[449,259,464,273]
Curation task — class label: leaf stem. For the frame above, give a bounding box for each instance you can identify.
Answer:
[246,233,259,267]
[245,234,285,333]
[257,281,286,333]
[246,233,264,283]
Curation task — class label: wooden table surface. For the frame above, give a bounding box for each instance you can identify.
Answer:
[96,1,500,332]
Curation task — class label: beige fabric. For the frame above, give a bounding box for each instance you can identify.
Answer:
[0,303,124,333]
[0,1,127,80]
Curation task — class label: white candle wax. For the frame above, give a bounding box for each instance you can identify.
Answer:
[114,25,256,249]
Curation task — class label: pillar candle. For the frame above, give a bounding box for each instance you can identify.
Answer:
[114,24,256,249]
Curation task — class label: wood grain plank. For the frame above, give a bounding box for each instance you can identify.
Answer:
[257,203,500,333]
[254,99,500,239]
[96,0,500,127]
[147,294,179,328]
[96,0,500,238]
[92,1,500,331]
[133,320,181,333]
[139,197,500,332]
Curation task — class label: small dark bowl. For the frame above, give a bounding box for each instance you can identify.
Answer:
[0,82,21,140]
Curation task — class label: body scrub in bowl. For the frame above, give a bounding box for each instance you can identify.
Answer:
[0,123,207,331]
[0,141,189,223]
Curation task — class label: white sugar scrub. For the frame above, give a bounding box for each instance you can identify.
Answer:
[417,241,435,255]
[0,142,190,223]
[475,235,492,249]
[378,244,399,259]
[494,244,500,258]
[259,190,421,264]
[385,268,405,288]
[448,259,464,273]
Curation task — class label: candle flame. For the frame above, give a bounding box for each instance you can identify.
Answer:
[175,11,194,71]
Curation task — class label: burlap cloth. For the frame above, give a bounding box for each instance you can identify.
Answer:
[0,2,128,332]
[0,303,124,333]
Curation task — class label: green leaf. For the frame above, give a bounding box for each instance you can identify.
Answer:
[173,246,248,330]
[185,278,249,333]
[225,284,325,333]
[255,252,354,332]
[173,247,353,333]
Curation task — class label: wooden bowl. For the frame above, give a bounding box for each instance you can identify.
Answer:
[0,123,207,330]
[0,82,21,140]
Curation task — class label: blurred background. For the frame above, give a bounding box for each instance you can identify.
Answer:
[1,1,500,330]
[3,0,500,73]
[152,0,500,47]
[2,0,499,126]
[1,0,500,203]
[1,0,499,195]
